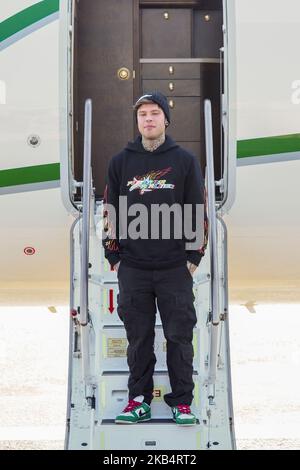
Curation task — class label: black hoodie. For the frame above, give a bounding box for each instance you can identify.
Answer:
[102,135,208,270]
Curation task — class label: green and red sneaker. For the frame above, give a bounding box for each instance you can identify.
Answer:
[115,399,151,424]
[172,405,197,426]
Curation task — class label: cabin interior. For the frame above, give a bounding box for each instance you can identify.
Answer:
[72,0,224,201]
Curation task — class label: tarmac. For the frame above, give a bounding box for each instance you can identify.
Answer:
[1,304,300,450]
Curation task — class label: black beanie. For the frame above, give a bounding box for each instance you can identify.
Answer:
[133,91,170,125]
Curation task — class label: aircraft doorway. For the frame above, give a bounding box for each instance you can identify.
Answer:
[71,0,224,200]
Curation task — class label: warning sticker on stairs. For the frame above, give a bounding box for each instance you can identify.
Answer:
[107,338,127,357]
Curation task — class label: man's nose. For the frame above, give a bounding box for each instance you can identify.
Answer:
[146,115,153,121]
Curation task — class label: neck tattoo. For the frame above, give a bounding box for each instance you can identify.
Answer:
[142,134,165,152]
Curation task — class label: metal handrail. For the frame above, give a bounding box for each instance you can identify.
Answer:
[79,98,94,387]
[205,99,220,326]
[80,98,92,326]
[204,99,221,390]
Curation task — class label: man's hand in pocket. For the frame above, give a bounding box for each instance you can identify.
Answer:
[113,261,121,272]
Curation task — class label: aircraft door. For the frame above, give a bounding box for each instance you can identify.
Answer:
[73,0,134,199]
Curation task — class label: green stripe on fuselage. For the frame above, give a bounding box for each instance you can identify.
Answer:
[237,133,300,158]
[0,0,59,42]
[0,163,60,187]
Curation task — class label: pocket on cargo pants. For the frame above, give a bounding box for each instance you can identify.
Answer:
[116,292,132,323]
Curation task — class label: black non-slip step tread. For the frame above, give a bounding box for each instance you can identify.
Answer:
[100,418,200,425]
[101,370,199,376]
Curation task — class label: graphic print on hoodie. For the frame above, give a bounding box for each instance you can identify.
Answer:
[102,135,208,270]
[127,167,175,194]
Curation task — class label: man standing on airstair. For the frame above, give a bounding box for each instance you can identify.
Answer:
[102,91,208,426]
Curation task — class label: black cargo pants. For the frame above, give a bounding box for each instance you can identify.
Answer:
[117,263,197,407]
